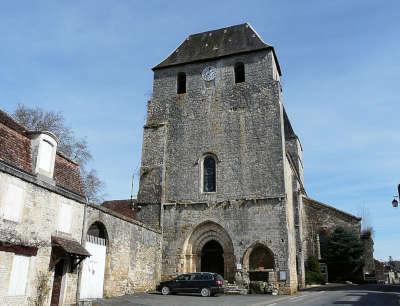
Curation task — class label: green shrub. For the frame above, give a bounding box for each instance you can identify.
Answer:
[306,271,325,284]
[305,256,325,285]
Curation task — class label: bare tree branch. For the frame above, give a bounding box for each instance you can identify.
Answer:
[13,104,105,203]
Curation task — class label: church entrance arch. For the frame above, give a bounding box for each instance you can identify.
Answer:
[201,240,224,275]
[183,221,235,281]
[243,242,275,282]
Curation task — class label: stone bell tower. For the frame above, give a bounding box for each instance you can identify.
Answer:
[137,23,305,293]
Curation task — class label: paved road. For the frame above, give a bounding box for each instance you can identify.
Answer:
[94,284,400,306]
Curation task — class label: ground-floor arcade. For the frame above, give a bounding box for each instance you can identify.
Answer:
[161,199,301,294]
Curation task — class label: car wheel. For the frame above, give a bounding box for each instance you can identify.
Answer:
[200,287,211,297]
[161,286,170,295]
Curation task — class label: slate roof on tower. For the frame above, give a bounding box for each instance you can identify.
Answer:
[153,23,281,74]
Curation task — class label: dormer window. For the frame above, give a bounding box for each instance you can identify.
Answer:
[234,62,245,83]
[31,131,58,179]
[177,72,186,94]
[38,140,54,173]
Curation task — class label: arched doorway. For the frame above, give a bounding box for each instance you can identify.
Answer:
[183,221,235,281]
[80,221,108,299]
[243,243,275,282]
[201,240,224,276]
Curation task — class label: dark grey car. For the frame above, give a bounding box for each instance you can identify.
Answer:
[156,272,225,297]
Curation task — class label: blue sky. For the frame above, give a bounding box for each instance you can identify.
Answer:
[0,1,399,260]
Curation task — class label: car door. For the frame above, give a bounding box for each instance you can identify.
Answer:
[186,273,200,293]
[175,274,191,293]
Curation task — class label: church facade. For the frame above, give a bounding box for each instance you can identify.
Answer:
[135,23,363,294]
[0,23,369,305]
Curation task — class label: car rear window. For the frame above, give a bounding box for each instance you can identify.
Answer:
[215,274,224,281]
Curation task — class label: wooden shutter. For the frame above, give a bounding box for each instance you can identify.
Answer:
[38,140,54,172]
[8,254,30,295]
[57,203,72,233]
[2,184,24,222]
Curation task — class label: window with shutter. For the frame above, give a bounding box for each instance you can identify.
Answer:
[8,254,30,295]
[1,184,24,222]
[57,203,72,233]
[38,140,54,173]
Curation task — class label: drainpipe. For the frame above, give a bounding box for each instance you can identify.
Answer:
[76,196,89,305]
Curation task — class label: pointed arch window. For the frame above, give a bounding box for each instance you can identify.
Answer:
[203,155,216,192]
[234,62,245,83]
[177,72,186,94]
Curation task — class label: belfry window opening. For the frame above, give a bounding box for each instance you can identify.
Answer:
[177,72,186,94]
[203,155,216,192]
[234,62,245,83]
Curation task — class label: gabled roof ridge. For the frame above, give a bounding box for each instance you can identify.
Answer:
[187,23,250,38]
[303,196,361,221]
[153,23,278,71]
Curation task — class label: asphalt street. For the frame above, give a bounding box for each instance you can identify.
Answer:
[94,284,400,306]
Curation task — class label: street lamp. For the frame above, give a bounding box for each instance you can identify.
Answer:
[392,184,400,208]
[392,197,398,208]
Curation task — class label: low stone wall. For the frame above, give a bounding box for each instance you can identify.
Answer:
[85,205,162,296]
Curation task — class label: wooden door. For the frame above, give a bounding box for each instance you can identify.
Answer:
[50,259,64,306]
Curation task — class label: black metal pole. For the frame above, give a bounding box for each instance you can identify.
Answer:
[398,184,400,201]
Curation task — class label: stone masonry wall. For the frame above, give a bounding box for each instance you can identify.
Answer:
[162,198,296,291]
[0,169,85,306]
[138,49,300,293]
[85,205,162,296]
[302,197,361,260]
[139,50,286,205]
[1,166,162,305]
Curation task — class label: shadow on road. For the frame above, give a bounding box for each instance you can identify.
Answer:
[303,284,400,305]
[302,283,400,293]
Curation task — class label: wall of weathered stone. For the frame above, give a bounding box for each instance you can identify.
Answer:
[139,50,286,204]
[138,48,301,293]
[0,165,163,305]
[0,167,85,306]
[283,156,299,291]
[302,197,361,260]
[84,205,162,296]
[161,198,296,292]
[361,232,375,276]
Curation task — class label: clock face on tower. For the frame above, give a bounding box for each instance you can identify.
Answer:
[201,66,217,81]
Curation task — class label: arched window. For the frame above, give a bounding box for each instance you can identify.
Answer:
[177,72,186,94]
[203,155,216,192]
[234,62,245,83]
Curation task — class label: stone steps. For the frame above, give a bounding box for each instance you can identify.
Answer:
[224,283,248,295]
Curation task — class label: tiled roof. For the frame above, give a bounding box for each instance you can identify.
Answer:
[51,236,90,257]
[0,109,84,196]
[102,199,136,220]
[153,23,281,74]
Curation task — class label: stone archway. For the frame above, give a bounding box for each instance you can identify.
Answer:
[80,221,109,299]
[201,240,224,276]
[243,242,275,282]
[183,221,235,281]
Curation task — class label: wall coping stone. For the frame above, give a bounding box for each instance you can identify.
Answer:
[303,196,361,221]
[88,203,161,234]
